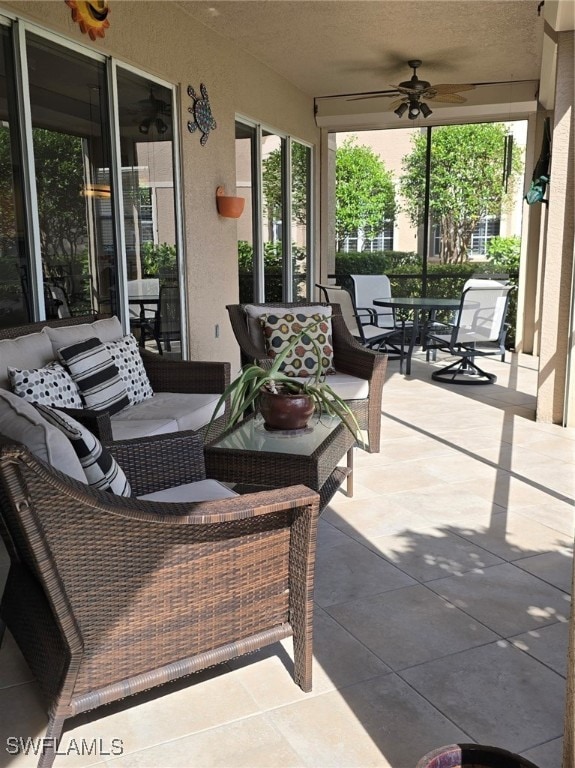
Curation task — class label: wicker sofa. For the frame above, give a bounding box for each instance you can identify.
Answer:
[0,314,230,441]
[227,301,387,453]
[0,427,320,768]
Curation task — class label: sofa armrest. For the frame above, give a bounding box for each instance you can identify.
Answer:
[106,429,206,496]
[140,351,231,395]
[57,407,114,442]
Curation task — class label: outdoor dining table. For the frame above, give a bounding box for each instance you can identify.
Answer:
[373,296,461,375]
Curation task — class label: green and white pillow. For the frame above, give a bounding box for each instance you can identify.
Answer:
[35,404,132,496]
[261,312,335,378]
[57,337,130,415]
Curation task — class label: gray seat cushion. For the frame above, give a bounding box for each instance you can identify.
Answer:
[110,392,223,440]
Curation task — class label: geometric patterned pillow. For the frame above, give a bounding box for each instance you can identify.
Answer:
[57,337,130,415]
[261,312,335,378]
[8,361,83,408]
[35,404,132,496]
[103,334,154,405]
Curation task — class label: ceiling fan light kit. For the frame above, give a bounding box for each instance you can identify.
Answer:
[344,59,473,120]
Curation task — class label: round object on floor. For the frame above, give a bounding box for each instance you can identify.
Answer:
[416,743,540,768]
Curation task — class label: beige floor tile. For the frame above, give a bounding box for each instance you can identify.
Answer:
[510,620,570,676]
[268,674,468,768]
[515,550,573,592]
[401,642,565,754]
[53,666,262,767]
[227,608,391,709]
[314,537,415,608]
[521,737,564,768]
[513,501,575,536]
[100,714,303,768]
[427,562,570,637]
[364,525,504,582]
[323,496,434,539]
[448,474,571,510]
[446,511,574,562]
[327,584,497,670]
[387,485,506,527]
[357,462,447,494]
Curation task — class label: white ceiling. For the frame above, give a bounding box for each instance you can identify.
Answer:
[177,0,548,128]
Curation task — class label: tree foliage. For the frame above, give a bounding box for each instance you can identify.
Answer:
[335,136,396,249]
[400,123,522,263]
[32,128,88,265]
[262,141,310,227]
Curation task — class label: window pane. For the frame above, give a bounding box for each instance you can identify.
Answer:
[0,26,31,326]
[26,33,115,319]
[291,141,310,300]
[117,69,181,356]
[235,121,255,303]
[262,130,284,302]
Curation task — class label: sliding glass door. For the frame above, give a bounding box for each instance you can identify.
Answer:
[235,119,313,303]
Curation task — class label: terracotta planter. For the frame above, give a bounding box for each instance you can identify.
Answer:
[216,186,245,218]
[416,744,540,768]
[259,387,314,431]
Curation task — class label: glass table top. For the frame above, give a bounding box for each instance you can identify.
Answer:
[210,414,343,457]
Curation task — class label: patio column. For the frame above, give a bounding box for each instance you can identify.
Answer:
[536,29,575,426]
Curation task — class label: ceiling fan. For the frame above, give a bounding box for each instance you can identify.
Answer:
[348,59,475,120]
[136,88,172,135]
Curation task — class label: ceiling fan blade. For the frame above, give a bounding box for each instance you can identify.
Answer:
[428,83,476,94]
[426,92,468,104]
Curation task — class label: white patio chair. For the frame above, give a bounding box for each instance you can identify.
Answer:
[427,283,514,384]
[350,274,410,360]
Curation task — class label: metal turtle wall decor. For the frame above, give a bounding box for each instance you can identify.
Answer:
[187,84,217,145]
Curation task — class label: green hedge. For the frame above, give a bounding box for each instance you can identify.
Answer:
[334,251,518,348]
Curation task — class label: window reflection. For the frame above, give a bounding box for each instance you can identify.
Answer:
[26,33,114,319]
[117,69,181,356]
[0,26,30,326]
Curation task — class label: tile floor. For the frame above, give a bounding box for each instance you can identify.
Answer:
[0,350,573,768]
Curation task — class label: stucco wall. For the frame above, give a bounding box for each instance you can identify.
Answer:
[536,30,575,425]
[0,1,319,366]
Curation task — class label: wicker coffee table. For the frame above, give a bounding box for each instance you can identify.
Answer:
[204,414,355,512]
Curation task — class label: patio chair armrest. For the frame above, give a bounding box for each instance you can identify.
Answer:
[140,351,231,394]
[106,429,206,496]
[57,407,114,442]
[330,310,388,379]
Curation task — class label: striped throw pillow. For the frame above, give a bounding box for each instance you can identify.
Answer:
[57,337,129,415]
[35,404,132,496]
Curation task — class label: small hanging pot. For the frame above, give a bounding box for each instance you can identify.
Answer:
[216,186,245,218]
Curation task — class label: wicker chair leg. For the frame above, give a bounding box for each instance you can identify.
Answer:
[36,715,66,768]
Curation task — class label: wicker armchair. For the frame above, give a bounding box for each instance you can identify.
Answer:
[0,315,230,441]
[0,429,319,768]
[226,302,387,453]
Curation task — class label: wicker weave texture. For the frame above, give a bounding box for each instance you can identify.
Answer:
[0,432,319,768]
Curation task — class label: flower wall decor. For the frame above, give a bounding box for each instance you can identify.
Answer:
[65,1,111,40]
[187,84,217,145]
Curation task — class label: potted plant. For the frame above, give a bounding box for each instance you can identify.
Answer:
[208,319,363,442]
